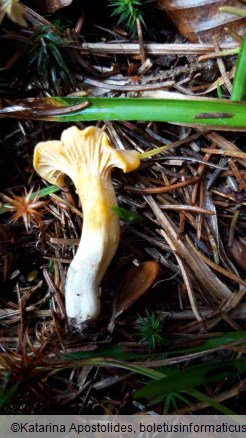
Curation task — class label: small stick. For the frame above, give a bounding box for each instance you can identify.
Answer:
[213,37,232,94]
[125,176,200,194]
[229,159,246,191]
[201,148,246,159]
[136,17,145,64]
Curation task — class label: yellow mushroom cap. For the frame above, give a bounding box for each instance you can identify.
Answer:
[33,126,140,187]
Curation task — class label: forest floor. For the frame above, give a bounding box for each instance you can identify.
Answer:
[0,0,245,415]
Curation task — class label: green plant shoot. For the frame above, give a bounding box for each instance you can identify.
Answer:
[108,0,152,34]
[231,32,246,101]
[112,205,143,223]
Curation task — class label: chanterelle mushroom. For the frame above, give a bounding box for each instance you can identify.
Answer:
[33,126,140,331]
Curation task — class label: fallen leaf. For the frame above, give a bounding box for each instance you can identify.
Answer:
[108,261,160,332]
[30,0,73,14]
[156,0,246,43]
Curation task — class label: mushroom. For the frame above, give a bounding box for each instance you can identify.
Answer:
[33,126,140,331]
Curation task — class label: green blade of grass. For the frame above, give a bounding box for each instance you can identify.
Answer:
[219,6,246,18]
[61,332,246,362]
[61,344,154,362]
[30,185,60,199]
[0,96,246,130]
[187,389,238,416]
[231,32,246,101]
[134,357,246,399]
[55,356,165,380]
[56,347,240,415]
[0,382,19,411]
[167,331,246,356]
[111,205,144,223]
[60,332,246,362]
[61,357,237,415]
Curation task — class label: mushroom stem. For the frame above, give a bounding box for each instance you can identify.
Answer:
[65,178,120,330]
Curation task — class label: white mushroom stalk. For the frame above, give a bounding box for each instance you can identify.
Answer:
[33,126,140,331]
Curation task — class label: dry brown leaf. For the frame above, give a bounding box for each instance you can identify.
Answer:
[157,0,246,43]
[227,238,246,273]
[108,261,160,332]
[30,0,73,13]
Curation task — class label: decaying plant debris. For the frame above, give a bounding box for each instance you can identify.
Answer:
[0,0,246,415]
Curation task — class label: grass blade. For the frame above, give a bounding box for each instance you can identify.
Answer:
[0,96,246,130]
[188,389,238,416]
[231,32,246,101]
[219,6,246,18]
[134,357,246,399]
[0,382,19,411]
